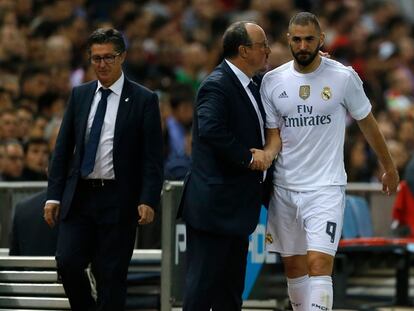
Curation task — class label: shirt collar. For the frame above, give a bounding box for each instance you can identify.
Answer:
[96,72,124,96]
[225,59,251,88]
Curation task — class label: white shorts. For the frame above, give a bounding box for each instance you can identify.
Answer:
[266,185,345,257]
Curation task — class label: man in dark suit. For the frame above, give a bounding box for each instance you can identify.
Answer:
[9,190,58,256]
[43,28,163,311]
[179,21,272,311]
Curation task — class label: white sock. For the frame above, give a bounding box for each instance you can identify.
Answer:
[287,275,309,311]
[309,276,333,311]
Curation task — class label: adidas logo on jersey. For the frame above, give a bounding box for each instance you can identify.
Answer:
[278,91,288,98]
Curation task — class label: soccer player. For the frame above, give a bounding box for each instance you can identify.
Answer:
[261,12,399,311]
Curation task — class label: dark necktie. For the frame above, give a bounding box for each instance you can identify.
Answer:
[248,80,266,122]
[80,88,112,177]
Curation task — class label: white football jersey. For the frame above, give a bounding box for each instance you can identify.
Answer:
[261,57,371,191]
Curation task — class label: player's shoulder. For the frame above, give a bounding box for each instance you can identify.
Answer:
[323,57,360,80]
[262,61,292,87]
[264,61,292,78]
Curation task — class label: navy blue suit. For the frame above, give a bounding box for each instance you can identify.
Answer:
[47,77,163,311]
[179,61,270,310]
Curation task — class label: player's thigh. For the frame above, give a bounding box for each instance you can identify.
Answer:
[302,186,345,256]
[266,186,307,256]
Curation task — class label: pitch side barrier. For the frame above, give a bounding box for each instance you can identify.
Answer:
[0,181,399,310]
[0,181,393,248]
[0,182,47,247]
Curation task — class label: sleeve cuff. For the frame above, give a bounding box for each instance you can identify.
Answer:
[46,200,60,205]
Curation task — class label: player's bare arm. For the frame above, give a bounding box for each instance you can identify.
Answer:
[264,128,282,161]
[249,129,281,171]
[357,112,399,195]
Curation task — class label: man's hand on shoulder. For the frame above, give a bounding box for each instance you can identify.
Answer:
[44,202,60,228]
[138,204,155,225]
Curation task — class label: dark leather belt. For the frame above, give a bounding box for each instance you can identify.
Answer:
[80,179,116,188]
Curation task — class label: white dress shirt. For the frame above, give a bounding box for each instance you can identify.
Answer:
[84,73,124,179]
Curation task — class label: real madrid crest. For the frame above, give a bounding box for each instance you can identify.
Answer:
[299,85,310,100]
[321,87,331,101]
[265,233,273,244]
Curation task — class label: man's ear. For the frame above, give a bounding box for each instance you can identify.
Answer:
[119,51,127,64]
[239,45,248,59]
[319,32,326,48]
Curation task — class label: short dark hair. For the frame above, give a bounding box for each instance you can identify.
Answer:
[289,12,321,34]
[222,21,253,58]
[20,65,49,85]
[24,137,48,154]
[87,28,126,55]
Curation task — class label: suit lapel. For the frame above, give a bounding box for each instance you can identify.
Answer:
[79,81,98,142]
[114,78,133,150]
[251,76,266,122]
[221,61,263,134]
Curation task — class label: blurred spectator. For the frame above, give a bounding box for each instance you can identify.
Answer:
[45,119,62,153]
[175,42,208,91]
[9,189,58,256]
[15,105,34,143]
[377,110,397,140]
[361,0,398,35]
[387,139,409,178]
[0,65,20,100]
[386,15,412,44]
[30,114,49,139]
[20,66,50,101]
[324,4,354,58]
[391,155,414,237]
[2,140,24,181]
[182,0,220,44]
[0,108,18,141]
[25,32,46,65]
[384,66,414,120]
[44,35,72,67]
[38,92,66,120]
[0,142,5,180]
[267,42,291,69]
[123,38,152,85]
[21,138,49,181]
[0,18,27,62]
[0,88,13,110]
[398,119,414,155]
[344,137,374,182]
[396,36,414,70]
[49,66,72,99]
[164,83,193,180]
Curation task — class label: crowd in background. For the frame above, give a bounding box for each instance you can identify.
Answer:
[0,0,413,183]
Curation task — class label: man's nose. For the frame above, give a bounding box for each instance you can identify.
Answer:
[300,40,307,50]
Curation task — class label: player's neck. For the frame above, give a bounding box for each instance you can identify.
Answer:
[294,56,322,74]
